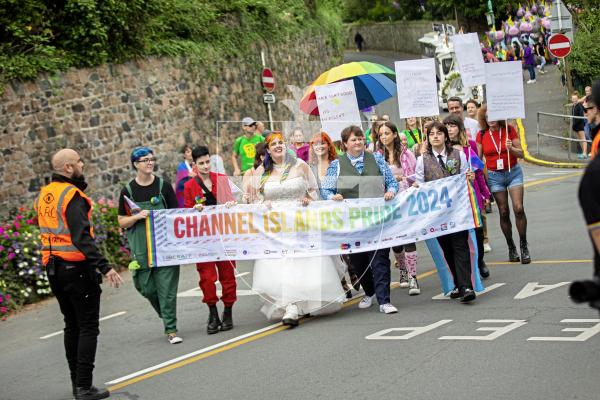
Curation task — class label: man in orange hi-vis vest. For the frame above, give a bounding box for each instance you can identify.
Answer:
[36,148,123,400]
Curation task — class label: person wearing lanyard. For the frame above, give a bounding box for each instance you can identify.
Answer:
[476,104,530,264]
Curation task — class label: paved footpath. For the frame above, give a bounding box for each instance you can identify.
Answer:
[2,162,598,400]
[345,50,581,165]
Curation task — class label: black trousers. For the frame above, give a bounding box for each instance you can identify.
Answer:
[475,227,485,269]
[349,248,391,304]
[48,262,101,388]
[436,231,473,290]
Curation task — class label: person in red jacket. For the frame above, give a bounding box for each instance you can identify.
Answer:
[183,146,237,334]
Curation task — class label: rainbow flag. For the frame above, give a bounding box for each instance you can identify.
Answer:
[145,212,157,268]
[466,175,483,228]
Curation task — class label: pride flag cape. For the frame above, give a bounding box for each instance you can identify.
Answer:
[426,175,484,294]
[425,229,485,295]
[123,195,141,216]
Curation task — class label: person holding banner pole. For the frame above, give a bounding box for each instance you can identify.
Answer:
[476,104,530,264]
[183,146,237,335]
[251,132,344,327]
[321,126,400,314]
[117,147,182,344]
[414,122,478,303]
[377,122,421,294]
[444,115,491,279]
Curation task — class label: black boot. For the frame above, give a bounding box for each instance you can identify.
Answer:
[520,240,531,264]
[207,305,221,335]
[507,239,520,262]
[479,260,490,279]
[220,306,233,331]
[75,386,109,400]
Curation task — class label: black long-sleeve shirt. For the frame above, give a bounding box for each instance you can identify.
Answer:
[578,156,600,275]
[52,174,111,274]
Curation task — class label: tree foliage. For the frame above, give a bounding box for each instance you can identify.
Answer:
[569,6,600,86]
[0,0,343,89]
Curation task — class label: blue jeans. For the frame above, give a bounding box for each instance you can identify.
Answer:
[527,65,536,80]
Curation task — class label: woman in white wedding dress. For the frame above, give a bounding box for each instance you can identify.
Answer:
[250,132,344,326]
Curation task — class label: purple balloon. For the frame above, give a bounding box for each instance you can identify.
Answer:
[517,7,525,17]
[520,22,532,33]
[509,26,520,36]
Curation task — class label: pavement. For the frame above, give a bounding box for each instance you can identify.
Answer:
[343,50,586,166]
[1,162,598,400]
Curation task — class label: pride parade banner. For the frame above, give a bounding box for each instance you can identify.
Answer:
[146,174,481,267]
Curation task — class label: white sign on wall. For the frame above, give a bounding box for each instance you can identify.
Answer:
[395,58,439,118]
[451,33,486,87]
[485,61,525,121]
[315,80,362,141]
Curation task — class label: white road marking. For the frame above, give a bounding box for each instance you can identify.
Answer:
[439,319,527,341]
[40,311,127,339]
[513,282,570,299]
[431,283,506,300]
[105,322,282,386]
[527,319,600,342]
[366,320,452,340]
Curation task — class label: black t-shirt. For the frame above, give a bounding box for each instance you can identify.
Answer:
[573,103,586,132]
[118,176,178,215]
[578,156,600,274]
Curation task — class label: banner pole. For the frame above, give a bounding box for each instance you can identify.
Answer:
[506,119,511,173]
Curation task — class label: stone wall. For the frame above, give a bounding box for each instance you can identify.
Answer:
[346,20,455,55]
[0,35,342,211]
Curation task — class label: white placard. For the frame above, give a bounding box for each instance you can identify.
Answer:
[451,33,486,87]
[395,59,439,118]
[315,80,362,141]
[485,62,525,121]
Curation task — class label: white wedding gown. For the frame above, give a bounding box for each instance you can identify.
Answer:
[252,175,344,320]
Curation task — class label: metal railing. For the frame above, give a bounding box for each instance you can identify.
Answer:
[536,111,589,161]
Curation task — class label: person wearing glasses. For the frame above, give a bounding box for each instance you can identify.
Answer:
[583,95,600,159]
[118,147,182,345]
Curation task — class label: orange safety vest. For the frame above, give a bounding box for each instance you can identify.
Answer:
[591,133,600,160]
[35,181,94,266]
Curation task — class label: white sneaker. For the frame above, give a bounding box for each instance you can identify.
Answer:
[483,242,492,253]
[358,295,374,309]
[379,303,398,314]
[167,334,183,344]
[282,304,299,326]
[526,79,534,84]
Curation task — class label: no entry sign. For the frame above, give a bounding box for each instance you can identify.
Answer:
[548,34,572,59]
[262,68,275,92]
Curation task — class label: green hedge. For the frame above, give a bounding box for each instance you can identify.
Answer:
[569,8,600,87]
[0,0,343,91]
[0,199,129,320]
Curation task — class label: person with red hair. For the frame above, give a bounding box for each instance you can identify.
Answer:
[309,131,338,187]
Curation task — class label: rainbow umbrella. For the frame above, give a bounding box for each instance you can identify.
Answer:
[300,61,396,116]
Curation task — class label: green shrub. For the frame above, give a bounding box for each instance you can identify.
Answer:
[0,199,128,320]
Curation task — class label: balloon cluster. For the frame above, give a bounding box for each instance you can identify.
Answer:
[486,1,552,52]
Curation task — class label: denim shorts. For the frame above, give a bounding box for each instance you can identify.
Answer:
[487,163,524,193]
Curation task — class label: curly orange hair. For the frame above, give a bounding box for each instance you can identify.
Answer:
[308,131,338,165]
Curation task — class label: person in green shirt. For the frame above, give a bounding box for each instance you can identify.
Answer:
[402,117,423,150]
[232,117,265,176]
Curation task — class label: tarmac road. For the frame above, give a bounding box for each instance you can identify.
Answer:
[2,163,598,400]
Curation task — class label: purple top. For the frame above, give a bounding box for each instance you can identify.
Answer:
[291,143,310,162]
[464,140,490,211]
[523,46,535,66]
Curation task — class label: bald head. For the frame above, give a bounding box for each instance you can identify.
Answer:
[51,149,83,178]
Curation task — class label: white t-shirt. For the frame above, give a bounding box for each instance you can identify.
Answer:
[463,117,481,140]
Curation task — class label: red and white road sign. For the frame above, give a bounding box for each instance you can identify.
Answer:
[262,68,275,92]
[547,34,572,59]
